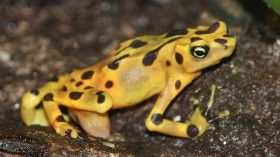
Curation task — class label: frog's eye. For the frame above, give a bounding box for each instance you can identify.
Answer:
[190,45,209,59]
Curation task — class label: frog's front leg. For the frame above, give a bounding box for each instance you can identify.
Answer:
[145,75,229,138]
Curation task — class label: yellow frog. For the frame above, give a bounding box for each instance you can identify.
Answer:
[21,21,236,139]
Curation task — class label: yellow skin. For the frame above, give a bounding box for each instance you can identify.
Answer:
[21,21,236,139]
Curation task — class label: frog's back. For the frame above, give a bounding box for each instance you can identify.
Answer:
[66,29,191,91]
[109,28,189,57]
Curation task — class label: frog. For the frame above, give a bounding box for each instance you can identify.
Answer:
[21,21,236,139]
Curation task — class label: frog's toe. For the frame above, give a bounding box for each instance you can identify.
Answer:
[65,129,79,138]
[66,129,91,140]
[208,110,230,123]
[201,106,212,121]
[195,85,230,123]
[206,114,219,123]
[55,122,80,138]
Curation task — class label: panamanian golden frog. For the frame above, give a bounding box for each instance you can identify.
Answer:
[21,21,236,139]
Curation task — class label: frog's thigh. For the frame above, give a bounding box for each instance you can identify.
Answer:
[21,74,70,126]
[69,109,110,138]
[42,88,113,138]
[51,89,113,113]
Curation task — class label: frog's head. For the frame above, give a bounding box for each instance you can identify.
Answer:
[176,21,236,73]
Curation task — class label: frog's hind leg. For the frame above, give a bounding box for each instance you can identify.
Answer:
[21,74,70,126]
[42,88,113,138]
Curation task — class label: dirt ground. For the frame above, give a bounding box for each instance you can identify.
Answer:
[0,0,279,156]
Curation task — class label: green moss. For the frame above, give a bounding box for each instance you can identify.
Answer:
[265,0,280,14]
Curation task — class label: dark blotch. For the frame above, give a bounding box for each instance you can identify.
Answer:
[75,81,83,87]
[151,113,163,125]
[43,93,53,101]
[175,80,181,89]
[108,54,130,70]
[190,37,203,42]
[81,70,94,80]
[96,91,105,104]
[84,86,93,90]
[62,86,67,91]
[105,81,113,88]
[142,37,181,66]
[165,60,171,66]
[30,89,39,95]
[195,22,220,35]
[96,91,104,95]
[165,29,188,38]
[130,40,148,48]
[70,78,75,82]
[142,49,158,66]
[56,115,66,122]
[175,52,183,64]
[59,106,68,114]
[187,124,199,137]
[69,92,83,100]
[214,38,227,46]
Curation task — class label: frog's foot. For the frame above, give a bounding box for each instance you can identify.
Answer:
[187,85,230,137]
[54,122,90,140]
[145,85,229,138]
[54,122,81,138]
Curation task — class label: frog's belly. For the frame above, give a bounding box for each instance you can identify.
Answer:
[110,82,165,109]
